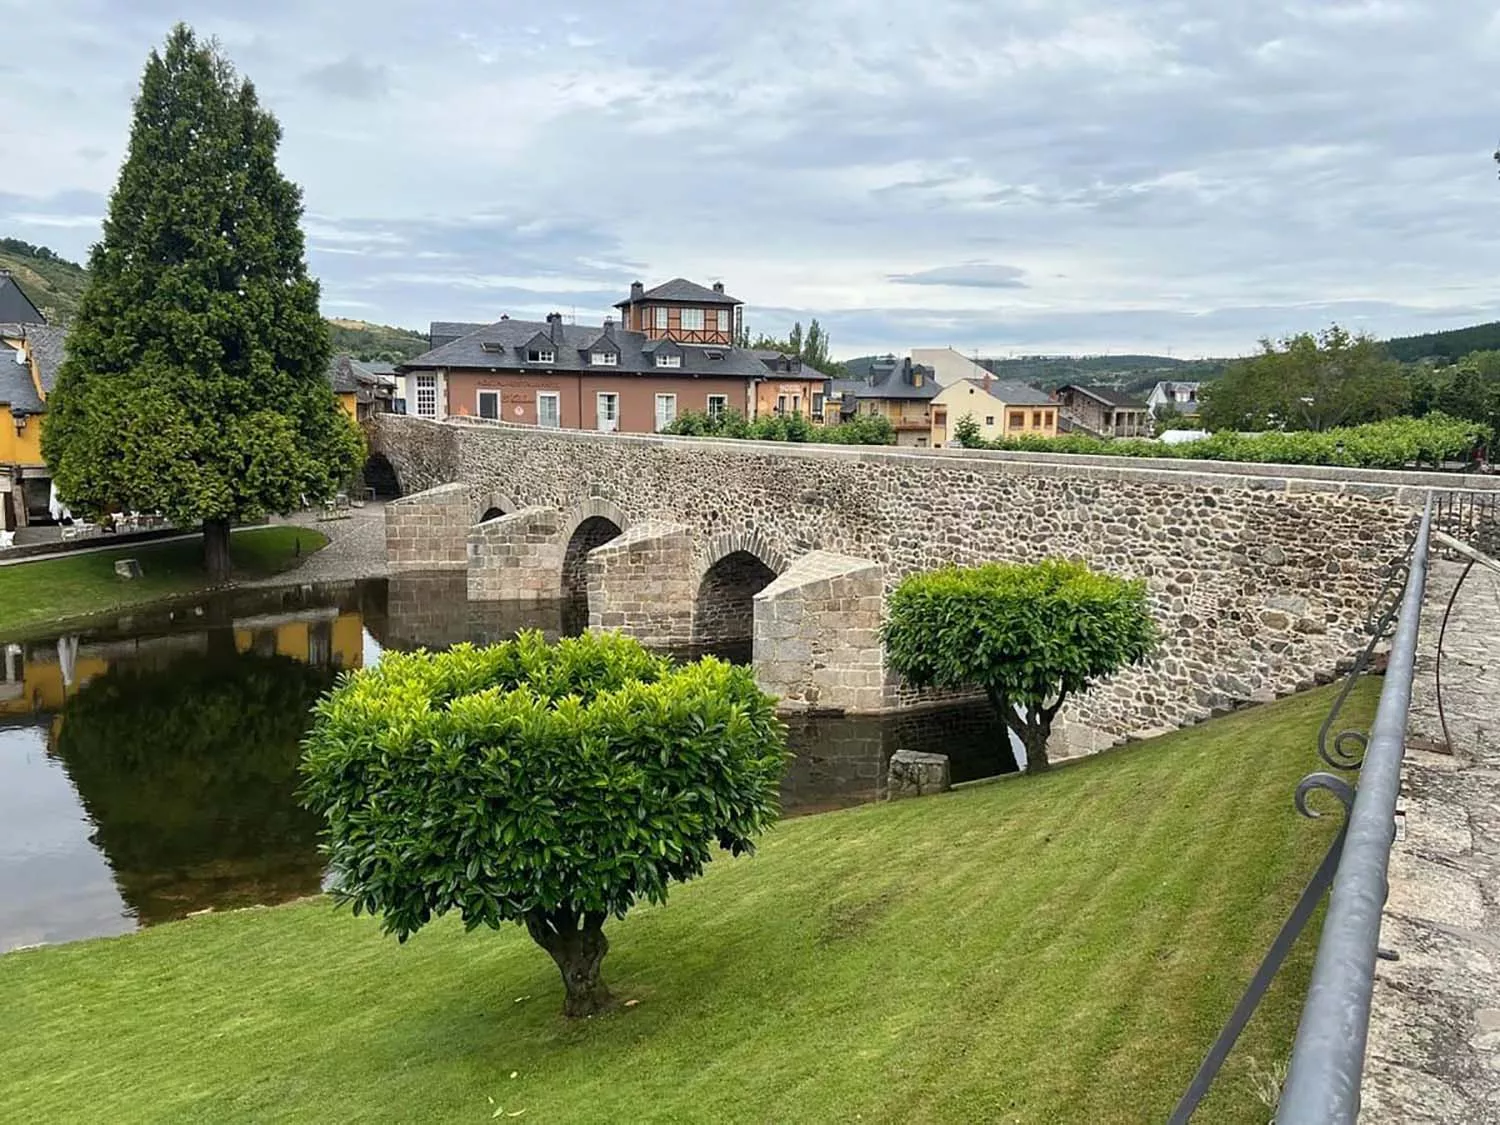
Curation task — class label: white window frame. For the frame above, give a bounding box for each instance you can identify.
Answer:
[653,306,668,330]
[681,307,704,331]
[655,393,678,432]
[656,353,681,368]
[596,391,619,432]
[414,373,437,418]
[526,348,555,364]
[590,351,618,366]
[706,394,728,419]
[716,308,730,333]
[477,389,501,421]
[537,391,561,429]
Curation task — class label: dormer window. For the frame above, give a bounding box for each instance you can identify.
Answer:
[591,351,618,366]
[653,307,668,330]
[681,308,704,331]
[656,354,682,368]
[528,349,554,364]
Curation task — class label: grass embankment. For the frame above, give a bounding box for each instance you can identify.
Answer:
[0,526,328,635]
[0,682,1373,1124]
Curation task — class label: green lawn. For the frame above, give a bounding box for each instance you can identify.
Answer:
[0,682,1373,1124]
[0,526,328,636]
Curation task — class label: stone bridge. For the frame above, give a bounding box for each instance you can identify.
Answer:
[370,415,1499,751]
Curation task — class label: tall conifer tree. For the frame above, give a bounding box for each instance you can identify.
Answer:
[44,25,361,579]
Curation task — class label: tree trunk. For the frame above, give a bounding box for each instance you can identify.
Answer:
[203,518,232,582]
[525,910,615,1018]
[1022,724,1052,773]
[987,688,1059,775]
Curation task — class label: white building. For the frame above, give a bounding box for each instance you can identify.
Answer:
[1146,381,1201,416]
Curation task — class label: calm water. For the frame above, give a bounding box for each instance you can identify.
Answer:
[0,574,1015,953]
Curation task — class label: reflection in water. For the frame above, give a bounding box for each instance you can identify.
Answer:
[0,574,1015,953]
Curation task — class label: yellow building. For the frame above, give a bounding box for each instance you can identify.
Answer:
[0,322,64,530]
[930,378,1059,447]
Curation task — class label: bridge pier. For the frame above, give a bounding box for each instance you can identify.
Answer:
[385,483,471,572]
[753,551,887,714]
[466,507,565,601]
[584,521,698,647]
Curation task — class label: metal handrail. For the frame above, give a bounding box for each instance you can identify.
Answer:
[1275,494,1434,1122]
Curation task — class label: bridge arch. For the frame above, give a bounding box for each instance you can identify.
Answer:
[692,531,787,657]
[363,453,403,500]
[560,498,630,619]
[475,490,521,524]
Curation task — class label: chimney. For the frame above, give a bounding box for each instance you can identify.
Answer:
[547,311,563,343]
[712,281,724,294]
[500,313,509,320]
[602,316,615,339]
[630,281,644,301]
[982,373,992,395]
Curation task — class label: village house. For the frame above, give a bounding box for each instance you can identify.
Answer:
[0,270,64,531]
[1053,384,1150,438]
[929,377,1058,447]
[401,279,820,432]
[327,355,397,422]
[822,354,939,446]
[1145,380,1202,424]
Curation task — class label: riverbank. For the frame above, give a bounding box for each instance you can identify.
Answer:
[0,682,1374,1124]
[0,526,329,637]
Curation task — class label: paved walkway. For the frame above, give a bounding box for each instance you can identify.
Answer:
[250,502,388,586]
[1363,557,1500,1121]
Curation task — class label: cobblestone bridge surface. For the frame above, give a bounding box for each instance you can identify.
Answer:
[1364,557,1500,1121]
[371,417,1498,748]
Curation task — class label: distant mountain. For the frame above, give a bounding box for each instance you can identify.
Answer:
[1384,322,1500,364]
[840,350,1225,395]
[0,237,428,361]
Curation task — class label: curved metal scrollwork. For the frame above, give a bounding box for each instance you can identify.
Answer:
[1318,539,1418,772]
[1295,771,1356,820]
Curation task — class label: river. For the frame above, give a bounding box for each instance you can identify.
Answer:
[0,574,1016,953]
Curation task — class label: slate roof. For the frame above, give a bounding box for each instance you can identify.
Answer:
[328,354,399,396]
[402,316,769,380]
[827,355,940,405]
[0,348,44,413]
[1058,383,1148,409]
[988,379,1054,406]
[0,272,45,325]
[614,278,742,307]
[429,321,488,350]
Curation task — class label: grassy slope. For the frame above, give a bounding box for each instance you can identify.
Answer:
[0,682,1373,1124]
[0,526,327,637]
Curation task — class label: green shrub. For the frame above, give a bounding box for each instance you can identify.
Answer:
[662,410,894,445]
[300,632,789,1017]
[882,561,1159,773]
[971,412,1488,469]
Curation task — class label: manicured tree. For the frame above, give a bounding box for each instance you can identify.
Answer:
[882,560,1159,773]
[43,25,361,580]
[300,632,788,1018]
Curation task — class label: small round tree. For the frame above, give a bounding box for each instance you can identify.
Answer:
[882,560,1160,772]
[300,632,788,1017]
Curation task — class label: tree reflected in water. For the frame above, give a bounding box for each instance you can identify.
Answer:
[53,642,334,925]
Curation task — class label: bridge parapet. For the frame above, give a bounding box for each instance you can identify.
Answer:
[386,482,470,572]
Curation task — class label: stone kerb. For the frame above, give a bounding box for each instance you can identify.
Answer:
[467,507,567,601]
[585,520,698,645]
[385,482,471,572]
[754,551,886,714]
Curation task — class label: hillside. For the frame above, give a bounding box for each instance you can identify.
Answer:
[976,354,1227,394]
[0,239,89,323]
[1384,321,1500,364]
[0,238,428,361]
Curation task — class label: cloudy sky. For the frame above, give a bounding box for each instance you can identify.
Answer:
[2,0,1497,358]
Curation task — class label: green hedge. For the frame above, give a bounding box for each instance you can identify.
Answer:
[663,410,896,445]
[958,413,1490,469]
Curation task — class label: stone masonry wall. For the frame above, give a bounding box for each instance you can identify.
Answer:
[754,551,887,714]
[585,521,698,647]
[385,482,470,572]
[466,507,565,600]
[372,416,1500,737]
